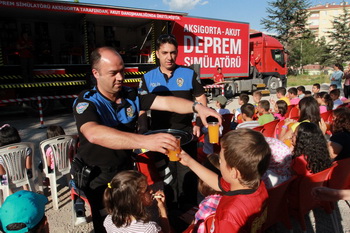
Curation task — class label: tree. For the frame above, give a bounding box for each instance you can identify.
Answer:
[261,0,311,46]
[287,34,330,74]
[328,6,350,64]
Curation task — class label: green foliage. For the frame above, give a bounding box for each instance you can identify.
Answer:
[261,0,311,46]
[328,6,350,64]
[287,74,329,86]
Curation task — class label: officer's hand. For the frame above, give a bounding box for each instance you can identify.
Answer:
[143,133,178,154]
[195,104,222,127]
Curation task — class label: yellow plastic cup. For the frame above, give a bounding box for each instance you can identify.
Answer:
[168,136,181,161]
[208,122,219,144]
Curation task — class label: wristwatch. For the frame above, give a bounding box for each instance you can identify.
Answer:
[192,101,203,113]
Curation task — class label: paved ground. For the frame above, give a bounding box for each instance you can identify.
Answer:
[1,83,349,233]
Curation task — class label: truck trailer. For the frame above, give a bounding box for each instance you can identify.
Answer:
[0,0,287,114]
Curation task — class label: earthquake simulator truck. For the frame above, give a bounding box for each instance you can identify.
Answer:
[0,0,287,114]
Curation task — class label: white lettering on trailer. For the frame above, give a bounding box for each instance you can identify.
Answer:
[52,5,79,11]
[184,56,242,68]
[225,28,241,36]
[0,1,15,6]
[15,2,51,9]
[184,24,221,35]
[184,36,241,55]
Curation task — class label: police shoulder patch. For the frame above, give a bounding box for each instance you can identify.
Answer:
[76,102,89,114]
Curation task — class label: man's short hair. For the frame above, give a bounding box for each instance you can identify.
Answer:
[259,100,270,111]
[156,34,178,50]
[313,83,320,89]
[276,87,286,96]
[0,190,48,233]
[90,46,120,71]
[297,85,306,93]
[220,129,271,189]
[241,103,255,118]
[288,87,297,96]
[239,93,249,104]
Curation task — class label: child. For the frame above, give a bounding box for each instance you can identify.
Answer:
[297,85,306,99]
[234,93,249,121]
[312,83,320,96]
[179,129,271,232]
[45,125,66,172]
[272,100,288,121]
[276,87,290,105]
[103,170,169,233]
[330,89,343,109]
[215,96,230,115]
[287,87,300,105]
[328,84,337,93]
[0,124,32,189]
[292,122,332,176]
[252,91,262,108]
[314,92,333,113]
[257,100,274,125]
[236,103,260,129]
[193,153,222,233]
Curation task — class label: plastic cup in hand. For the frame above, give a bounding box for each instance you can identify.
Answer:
[167,136,181,161]
[208,122,219,144]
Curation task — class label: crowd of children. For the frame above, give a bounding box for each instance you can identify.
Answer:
[2,81,350,233]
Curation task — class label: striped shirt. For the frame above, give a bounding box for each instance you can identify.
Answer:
[103,216,161,233]
[236,121,260,129]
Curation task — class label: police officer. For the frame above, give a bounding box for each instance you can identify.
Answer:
[73,46,221,232]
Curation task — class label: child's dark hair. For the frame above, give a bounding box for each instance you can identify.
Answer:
[293,122,332,174]
[241,103,255,118]
[304,90,312,96]
[239,93,249,104]
[276,100,288,117]
[104,170,149,228]
[330,89,340,98]
[198,154,222,197]
[298,96,320,124]
[332,107,350,134]
[313,83,320,89]
[0,125,21,147]
[315,92,333,111]
[46,125,65,139]
[329,84,337,90]
[297,85,306,94]
[276,87,286,95]
[288,87,297,96]
[220,129,271,189]
[259,100,270,112]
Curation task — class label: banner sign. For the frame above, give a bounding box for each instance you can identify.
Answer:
[173,16,250,77]
[0,0,182,21]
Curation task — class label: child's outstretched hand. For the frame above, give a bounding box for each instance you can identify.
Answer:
[178,150,193,167]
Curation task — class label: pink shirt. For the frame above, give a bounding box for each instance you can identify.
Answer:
[290,97,300,105]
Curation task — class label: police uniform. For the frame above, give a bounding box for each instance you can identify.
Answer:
[140,65,205,132]
[140,65,205,208]
[73,86,155,233]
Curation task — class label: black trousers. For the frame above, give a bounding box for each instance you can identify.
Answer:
[344,85,350,99]
[84,184,107,233]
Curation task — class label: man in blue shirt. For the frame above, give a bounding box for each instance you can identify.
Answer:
[139,35,207,212]
[73,46,220,232]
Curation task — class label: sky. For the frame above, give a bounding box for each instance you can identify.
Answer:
[76,0,337,32]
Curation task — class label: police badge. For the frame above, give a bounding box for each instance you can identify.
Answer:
[126,106,134,117]
[177,78,184,87]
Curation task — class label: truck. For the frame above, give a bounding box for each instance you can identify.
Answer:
[0,0,287,114]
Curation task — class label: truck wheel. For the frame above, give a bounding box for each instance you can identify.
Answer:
[267,76,281,94]
[23,99,55,116]
[224,82,236,98]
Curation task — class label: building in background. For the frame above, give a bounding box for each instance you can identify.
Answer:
[307,2,350,43]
